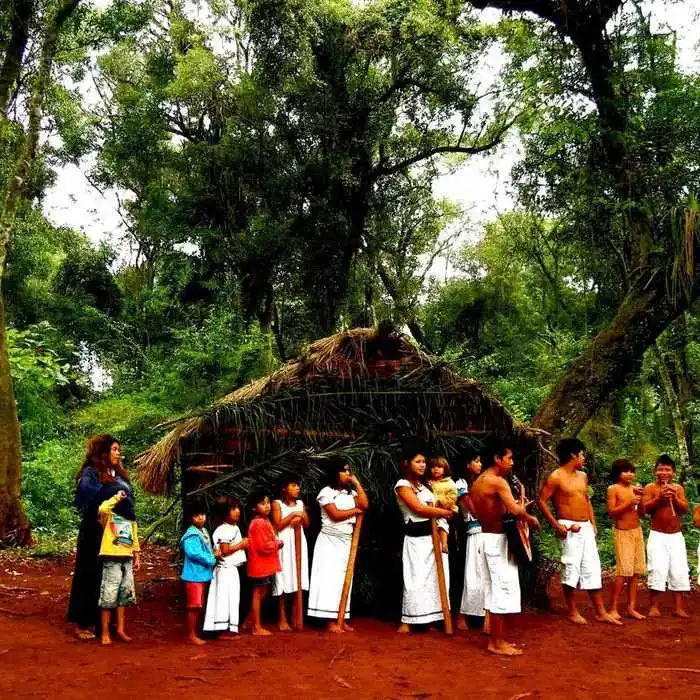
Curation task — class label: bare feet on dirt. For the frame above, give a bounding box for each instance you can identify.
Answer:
[252,626,273,636]
[673,609,690,619]
[327,622,344,633]
[609,610,622,622]
[396,623,410,634]
[566,612,588,625]
[648,607,662,617]
[627,609,646,620]
[455,616,468,631]
[188,636,206,645]
[342,623,354,632]
[488,641,523,656]
[115,631,132,643]
[278,621,292,631]
[595,613,622,625]
[100,637,112,646]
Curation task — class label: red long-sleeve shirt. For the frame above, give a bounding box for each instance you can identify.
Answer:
[247,516,282,578]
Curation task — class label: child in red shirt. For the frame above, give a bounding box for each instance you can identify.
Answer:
[247,488,283,635]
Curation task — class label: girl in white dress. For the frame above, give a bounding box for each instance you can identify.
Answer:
[308,458,369,632]
[203,498,249,636]
[455,451,486,631]
[395,446,454,633]
[271,472,310,631]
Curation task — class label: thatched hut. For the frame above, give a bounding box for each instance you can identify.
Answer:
[138,326,545,616]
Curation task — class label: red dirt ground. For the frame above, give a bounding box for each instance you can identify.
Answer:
[0,546,698,699]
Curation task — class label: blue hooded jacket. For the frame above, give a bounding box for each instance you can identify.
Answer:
[180,525,216,582]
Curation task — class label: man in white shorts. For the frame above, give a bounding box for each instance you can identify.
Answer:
[642,455,690,618]
[538,438,620,625]
[470,440,539,656]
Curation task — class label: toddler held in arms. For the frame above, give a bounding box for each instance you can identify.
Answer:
[427,456,457,553]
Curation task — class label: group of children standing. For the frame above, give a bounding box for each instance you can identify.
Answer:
[179,460,368,644]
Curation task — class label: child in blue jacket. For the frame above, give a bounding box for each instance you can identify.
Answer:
[180,499,219,644]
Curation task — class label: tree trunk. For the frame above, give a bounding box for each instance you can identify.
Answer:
[0,282,28,545]
[652,344,691,484]
[531,263,699,439]
[0,0,34,115]
[0,0,81,544]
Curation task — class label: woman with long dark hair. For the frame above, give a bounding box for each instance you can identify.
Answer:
[395,444,453,633]
[67,435,130,639]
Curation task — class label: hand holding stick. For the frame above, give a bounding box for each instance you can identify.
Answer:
[430,518,453,635]
[337,513,363,628]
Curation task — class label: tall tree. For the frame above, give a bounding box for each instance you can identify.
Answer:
[0,0,81,544]
[470,0,700,438]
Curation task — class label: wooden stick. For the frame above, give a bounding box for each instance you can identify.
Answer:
[294,525,303,630]
[430,518,453,635]
[337,513,363,627]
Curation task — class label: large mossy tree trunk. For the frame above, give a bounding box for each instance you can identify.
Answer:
[471,0,699,441]
[0,0,80,544]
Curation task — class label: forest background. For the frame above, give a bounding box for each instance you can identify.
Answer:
[1,0,699,574]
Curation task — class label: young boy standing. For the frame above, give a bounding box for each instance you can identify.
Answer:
[180,499,219,645]
[470,441,540,656]
[538,438,619,625]
[97,486,141,645]
[642,454,690,618]
[606,459,645,620]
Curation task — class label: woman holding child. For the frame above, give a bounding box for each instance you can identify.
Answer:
[67,434,131,640]
[395,444,454,633]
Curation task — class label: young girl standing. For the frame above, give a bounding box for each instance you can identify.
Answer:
[455,451,485,631]
[246,489,283,636]
[395,445,453,633]
[203,498,249,637]
[271,472,310,631]
[308,459,368,632]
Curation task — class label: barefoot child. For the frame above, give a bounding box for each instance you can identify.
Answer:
[271,472,310,631]
[538,438,619,625]
[96,485,140,645]
[642,454,690,617]
[203,498,248,637]
[470,440,540,655]
[308,458,369,632]
[180,499,219,645]
[607,459,645,620]
[427,456,458,554]
[247,489,283,635]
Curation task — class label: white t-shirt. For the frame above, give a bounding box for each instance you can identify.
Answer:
[317,486,357,535]
[394,479,435,523]
[211,523,246,567]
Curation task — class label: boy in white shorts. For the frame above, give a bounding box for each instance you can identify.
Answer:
[538,438,619,625]
[470,440,540,656]
[642,455,690,618]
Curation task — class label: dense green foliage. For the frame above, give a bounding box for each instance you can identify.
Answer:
[0,1,697,576]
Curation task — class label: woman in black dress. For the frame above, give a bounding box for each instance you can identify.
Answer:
[67,435,131,639]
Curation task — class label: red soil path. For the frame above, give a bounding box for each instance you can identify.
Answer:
[0,546,697,699]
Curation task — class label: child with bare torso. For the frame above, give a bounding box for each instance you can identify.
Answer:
[642,454,690,618]
[606,459,645,620]
[469,441,539,656]
[538,438,619,625]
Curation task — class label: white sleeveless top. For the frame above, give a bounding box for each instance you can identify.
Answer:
[317,486,357,536]
[394,479,435,523]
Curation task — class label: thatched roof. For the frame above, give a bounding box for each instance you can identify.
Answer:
[137,327,540,495]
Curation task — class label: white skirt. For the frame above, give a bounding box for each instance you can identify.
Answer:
[272,526,309,595]
[459,532,485,617]
[203,565,240,632]
[401,535,449,625]
[308,530,352,619]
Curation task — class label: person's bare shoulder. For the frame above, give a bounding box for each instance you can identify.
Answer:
[607,484,618,495]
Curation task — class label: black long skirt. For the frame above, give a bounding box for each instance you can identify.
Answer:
[66,516,103,631]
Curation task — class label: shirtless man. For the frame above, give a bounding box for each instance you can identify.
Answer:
[537,438,619,625]
[642,454,690,617]
[470,440,539,656]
